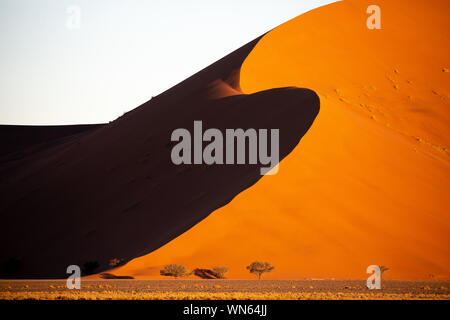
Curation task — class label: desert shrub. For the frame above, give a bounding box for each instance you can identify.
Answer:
[83,261,100,275]
[212,266,229,279]
[192,268,217,279]
[160,264,188,279]
[246,261,274,280]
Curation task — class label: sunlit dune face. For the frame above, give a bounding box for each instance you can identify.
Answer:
[114,0,450,280]
[241,0,450,151]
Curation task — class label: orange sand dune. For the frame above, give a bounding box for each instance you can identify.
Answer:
[114,0,450,280]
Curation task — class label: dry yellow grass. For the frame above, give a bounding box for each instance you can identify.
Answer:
[2,280,448,300]
[1,290,449,300]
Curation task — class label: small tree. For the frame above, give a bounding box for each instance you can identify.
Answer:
[160,264,188,279]
[212,266,229,279]
[246,261,274,280]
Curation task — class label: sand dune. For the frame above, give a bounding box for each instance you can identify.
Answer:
[113,0,450,280]
[0,36,319,277]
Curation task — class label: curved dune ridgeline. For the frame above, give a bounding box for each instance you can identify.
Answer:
[0,36,319,277]
[113,0,450,280]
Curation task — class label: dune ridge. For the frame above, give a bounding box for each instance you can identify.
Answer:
[113,0,450,280]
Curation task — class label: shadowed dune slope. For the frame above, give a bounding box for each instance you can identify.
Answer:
[114,0,449,280]
[0,36,319,278]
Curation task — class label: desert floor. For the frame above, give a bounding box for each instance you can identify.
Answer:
[0,279,449,300]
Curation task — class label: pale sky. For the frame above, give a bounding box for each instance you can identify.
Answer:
[0,0,337,125]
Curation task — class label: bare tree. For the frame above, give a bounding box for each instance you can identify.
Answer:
[212,266,229,279]
[246,261,274,280]
[160,264,188,279]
